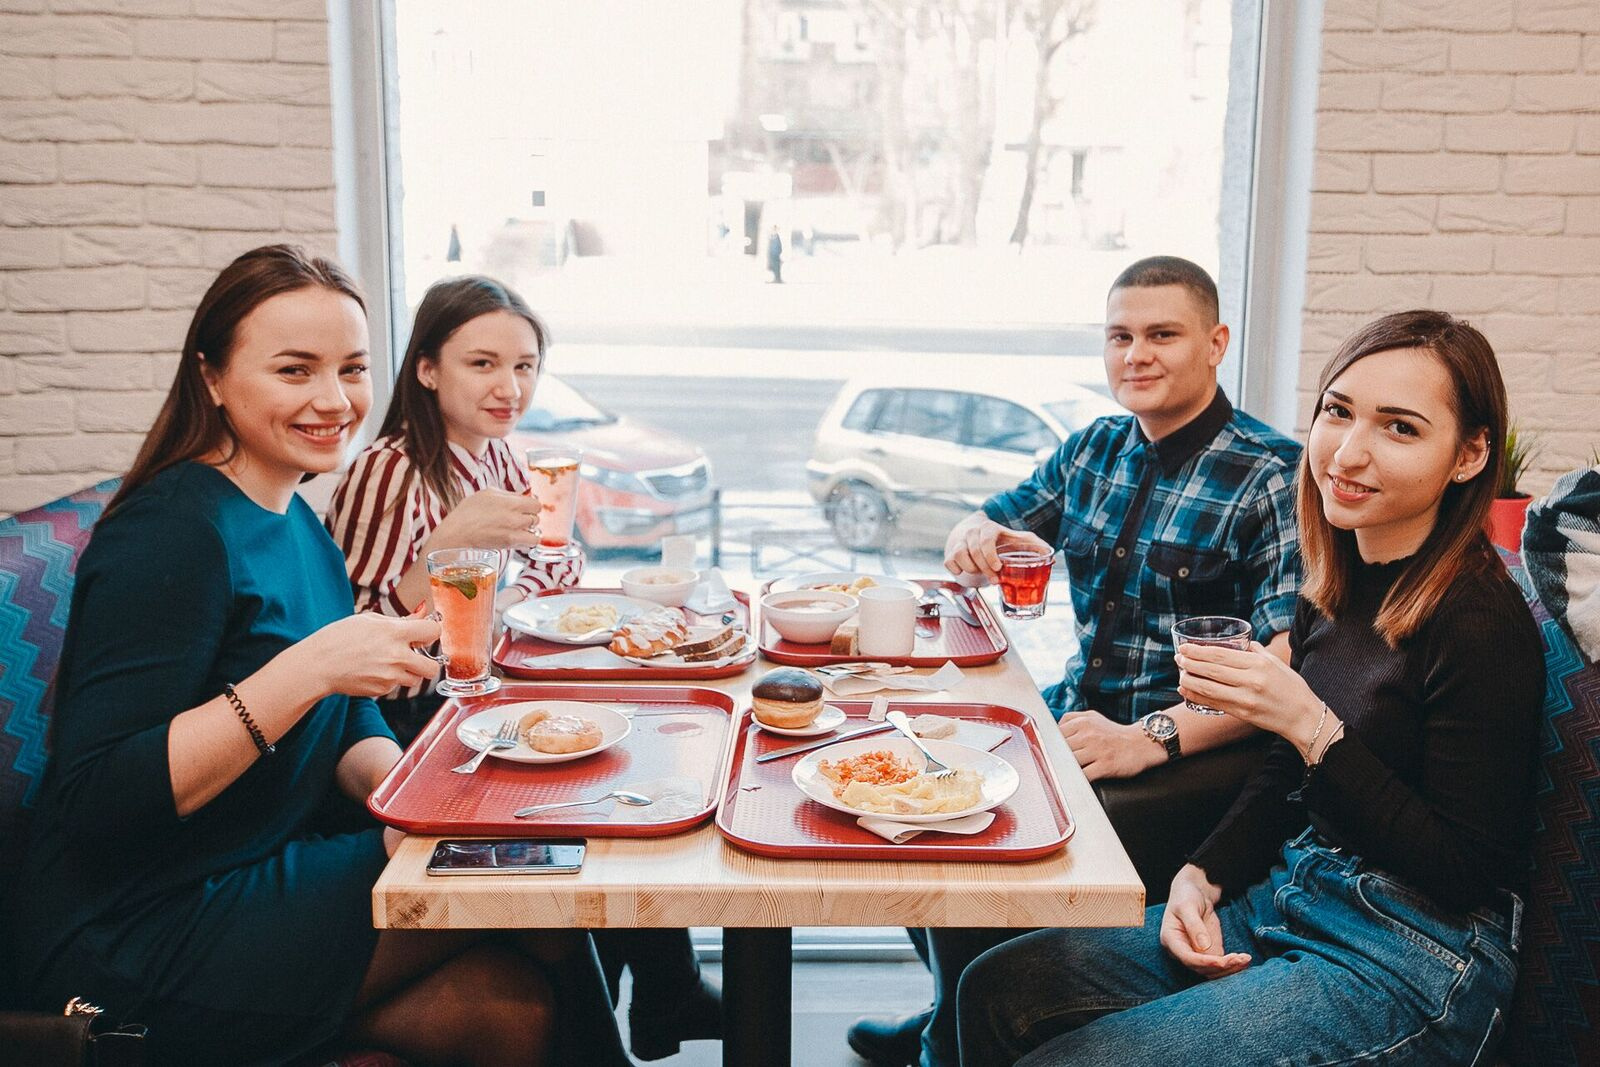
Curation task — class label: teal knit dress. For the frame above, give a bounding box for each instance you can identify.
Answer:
[6,462,396,1065]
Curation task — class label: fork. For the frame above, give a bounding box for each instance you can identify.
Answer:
[885,710,958,779]
[451,718,520,774]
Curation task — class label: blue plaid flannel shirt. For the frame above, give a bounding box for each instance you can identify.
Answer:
[984,390,1302,724]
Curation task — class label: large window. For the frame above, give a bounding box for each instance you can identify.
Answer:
[380,0,1265,678]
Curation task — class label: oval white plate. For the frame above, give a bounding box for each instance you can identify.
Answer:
[456,701,632,764]
[767,572,921,597]
[754,704,847,737]
[792,737,1018,823]
[503,593,662,645]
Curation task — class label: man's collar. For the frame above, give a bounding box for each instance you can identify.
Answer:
[1126,388,1234,475]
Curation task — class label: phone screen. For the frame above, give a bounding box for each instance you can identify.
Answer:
[426,839,586,875]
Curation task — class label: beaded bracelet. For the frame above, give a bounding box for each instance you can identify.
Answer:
[223,682,275,757]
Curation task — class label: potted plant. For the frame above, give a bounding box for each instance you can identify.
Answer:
[1488,423,1538,552]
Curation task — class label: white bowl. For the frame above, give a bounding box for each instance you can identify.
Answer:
[620,566,701,607]
[760,589,858,644]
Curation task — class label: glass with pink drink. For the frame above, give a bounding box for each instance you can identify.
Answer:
[526,447,583,562]
[426,548,501,697]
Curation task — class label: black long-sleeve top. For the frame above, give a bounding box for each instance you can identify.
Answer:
[1189,550,1545,913]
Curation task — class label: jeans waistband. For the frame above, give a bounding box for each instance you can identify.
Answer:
[1284,827,1522,945]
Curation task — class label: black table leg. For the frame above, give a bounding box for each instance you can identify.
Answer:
[722,926,792,1067]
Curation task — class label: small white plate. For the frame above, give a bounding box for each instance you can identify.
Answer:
[753,704,848,737]
[503,593,661,645]
[767,572,921,597]
[620,629,756,669]
[456,701,632,764]
[792,737,1018,823]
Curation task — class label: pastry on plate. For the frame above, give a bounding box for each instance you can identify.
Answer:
[751,666,824,729]
[527,714,603,754]
[609,607,689,657]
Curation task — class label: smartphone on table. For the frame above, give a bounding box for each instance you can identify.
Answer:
[426,838,586,875]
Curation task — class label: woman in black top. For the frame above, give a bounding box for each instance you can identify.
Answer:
[957,310,1545,1066]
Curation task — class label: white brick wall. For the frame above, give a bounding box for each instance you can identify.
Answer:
[1301,0,1600,492]
[0,1,336,514]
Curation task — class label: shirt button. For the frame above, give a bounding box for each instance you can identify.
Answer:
[1104,601,1116,612]
[1091,657,1103,668]
[1178,566,1190,578]
[1114,547,1127,558]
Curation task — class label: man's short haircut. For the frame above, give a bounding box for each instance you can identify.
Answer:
[1108,256,1220,326]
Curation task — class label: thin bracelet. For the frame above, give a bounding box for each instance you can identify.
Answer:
[222,682,275,757]
[1303,701,1330,766]
[1311,721,1346,767]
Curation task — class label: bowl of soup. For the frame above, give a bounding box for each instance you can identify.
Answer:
[760,589,858,644]
[620,566,701,607]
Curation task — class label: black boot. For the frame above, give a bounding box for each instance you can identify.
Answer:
[846,1008,931,1067]
[627,971,722,1061]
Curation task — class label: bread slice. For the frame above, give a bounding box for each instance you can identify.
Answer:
[679,631,748,662]
[672,623,734,658]
[830,617,860,655]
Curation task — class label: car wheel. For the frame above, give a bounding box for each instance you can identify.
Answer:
[827,481,891,551]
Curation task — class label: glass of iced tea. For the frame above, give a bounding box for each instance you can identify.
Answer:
[1172,615,1252,715]
[427,548,501,697]
[998,549,1054,619]
[526,447,583,562]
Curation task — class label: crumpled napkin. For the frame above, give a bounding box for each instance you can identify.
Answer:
[606,776,706,824]
[685,568,736,614]
[857,811,995,844]
[823,661,964,696]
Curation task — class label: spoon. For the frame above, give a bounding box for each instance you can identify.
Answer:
[513,790,655,818]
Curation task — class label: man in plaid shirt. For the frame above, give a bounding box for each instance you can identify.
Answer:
[848,257,1302,1067]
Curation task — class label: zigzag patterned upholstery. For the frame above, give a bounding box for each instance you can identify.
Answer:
[1502,549,1600,1065]
[0,478,119,871]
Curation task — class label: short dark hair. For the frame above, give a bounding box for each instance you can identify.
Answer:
[1108,256,1220,326]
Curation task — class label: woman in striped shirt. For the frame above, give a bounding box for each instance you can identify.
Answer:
[326,274,721,1061]
[326,275,582,745]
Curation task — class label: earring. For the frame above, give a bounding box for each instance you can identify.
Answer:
[1456,473,1466,481]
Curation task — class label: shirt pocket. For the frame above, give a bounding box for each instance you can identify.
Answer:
[1142,541,1241,622]
[1060,516,1104,623]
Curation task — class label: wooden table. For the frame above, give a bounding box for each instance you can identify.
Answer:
[372,646,1145,1065]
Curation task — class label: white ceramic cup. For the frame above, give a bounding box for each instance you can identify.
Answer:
[858,585,917,657]
[660,534,696,569]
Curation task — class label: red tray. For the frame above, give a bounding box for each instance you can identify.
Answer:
[368,683,739,837]
[495,588,756,680]
[757,579,1009,667]
[714,700,1074,861]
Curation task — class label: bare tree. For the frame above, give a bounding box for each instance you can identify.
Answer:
[1007,0,1096,247]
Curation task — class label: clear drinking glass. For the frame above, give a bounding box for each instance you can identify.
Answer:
[526,447,583,562]
[997,549,1054,619]
[1171,615,1252,715]
[427,547,501,697]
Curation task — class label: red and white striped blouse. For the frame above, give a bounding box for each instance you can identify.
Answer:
[325,434,584,619]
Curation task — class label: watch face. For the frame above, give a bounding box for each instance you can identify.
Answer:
[1145,713,1177,740]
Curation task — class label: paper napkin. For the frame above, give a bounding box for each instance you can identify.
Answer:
[823,661,965,696]
[685,568,736,614]
[857,811,996,844]
[606,776,706,824]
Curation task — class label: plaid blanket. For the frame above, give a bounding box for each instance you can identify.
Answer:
[1524,464,1600,663]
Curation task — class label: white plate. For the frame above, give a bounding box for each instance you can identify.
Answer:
[503,593,662,645]
[767,571,922,597]
[792,736,1018,823]
[456,701,632,764]
[620,629,756,669]
[754,704,848,737]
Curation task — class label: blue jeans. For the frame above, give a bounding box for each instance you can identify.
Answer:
[958,833,1521,1066]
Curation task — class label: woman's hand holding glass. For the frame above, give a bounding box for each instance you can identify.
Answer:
[298,612,442,698]
[431,488,542,553]
[1174,640,1328,757]
[1159,864,1251,979]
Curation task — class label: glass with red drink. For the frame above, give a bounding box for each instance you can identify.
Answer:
[426,548,501,697]
[526,447,583,562]
[998,549,1054,619]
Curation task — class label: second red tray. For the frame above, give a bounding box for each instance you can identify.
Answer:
[368,683,738,838]
[715,700,1074,861]
[758,579,1009,667]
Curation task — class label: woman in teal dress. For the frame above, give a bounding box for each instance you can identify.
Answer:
[3,245,629,1066]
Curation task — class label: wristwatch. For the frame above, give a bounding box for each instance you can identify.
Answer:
[1140,711,1182,762]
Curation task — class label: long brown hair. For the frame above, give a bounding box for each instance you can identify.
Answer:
[108,244,365,514]
[377,275,548,511]
[1296,310,1506,645]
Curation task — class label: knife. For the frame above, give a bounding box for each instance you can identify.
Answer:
[939,587,983,627]
[754,722,895,763]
